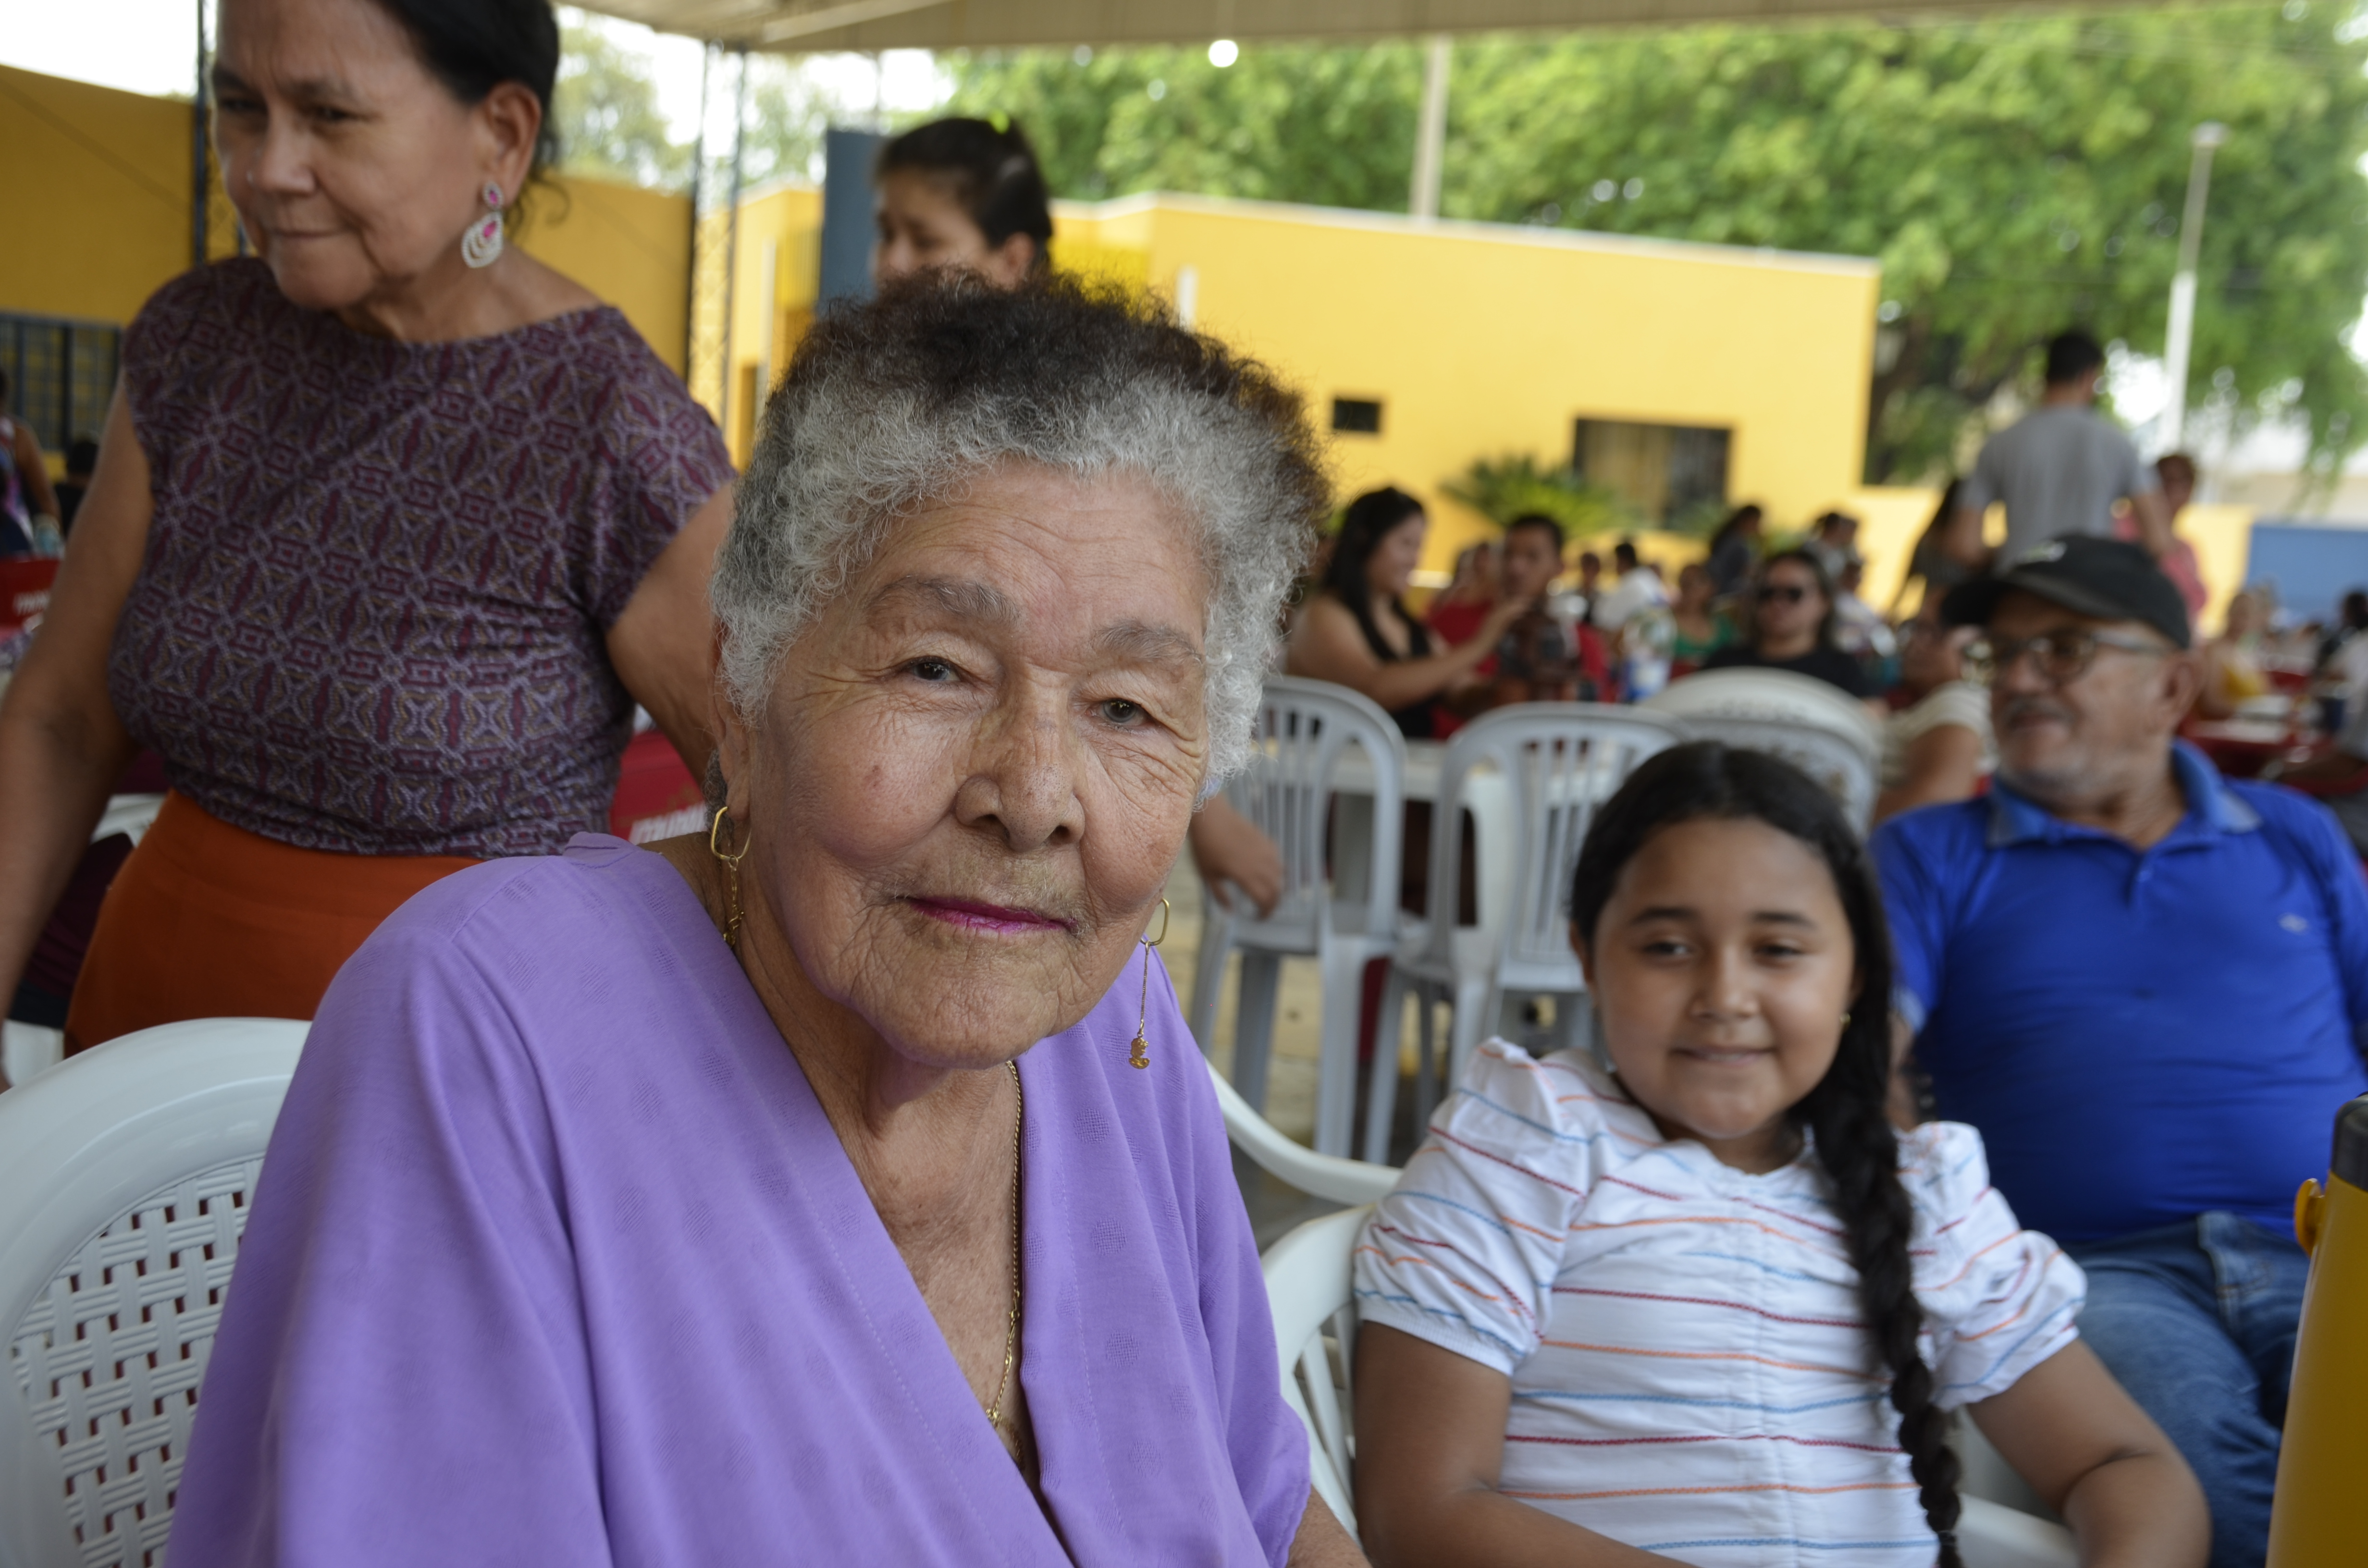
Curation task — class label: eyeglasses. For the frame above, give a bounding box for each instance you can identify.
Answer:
[1756,584,1810,605]
[1962,629,2169,687]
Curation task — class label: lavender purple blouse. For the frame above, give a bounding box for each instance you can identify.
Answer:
[110,261,734,858]
[170,837,1309,1566]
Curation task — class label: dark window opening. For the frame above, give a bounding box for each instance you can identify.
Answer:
[0,313,121,454]
[1332,397,1383,435]
[1572,418,1730,529]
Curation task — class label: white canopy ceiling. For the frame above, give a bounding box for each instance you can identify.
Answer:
[574,0,2067,54]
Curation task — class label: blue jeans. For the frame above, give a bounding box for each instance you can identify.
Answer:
[2064,1213,2307,1568]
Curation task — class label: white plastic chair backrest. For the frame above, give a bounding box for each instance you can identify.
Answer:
[1644,669,1882,827]
[1677,714,1878,829]
[1260,1204,1373,1540]
[0,1018,308,1568]
[1219,676,1406,942]
[1410,705,1684,980]
[90,796,164,847]
[1207,1058,1398,1208]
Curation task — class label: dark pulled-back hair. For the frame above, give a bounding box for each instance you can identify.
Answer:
[1320,485,1427,634]
[370,0,562,186]
[878,117,1055,270]
[1569,742,1964,1568]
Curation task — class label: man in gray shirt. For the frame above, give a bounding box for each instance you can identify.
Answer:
[1947,329,2172,568]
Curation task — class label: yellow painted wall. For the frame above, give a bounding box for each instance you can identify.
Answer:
[0,65,698,416]
[693,183,821,464]
[0,64,198,330]
[521,175,694,376]
[1053,194,1882,578]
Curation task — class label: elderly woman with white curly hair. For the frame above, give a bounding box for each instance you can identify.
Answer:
[169,277,1363,1568]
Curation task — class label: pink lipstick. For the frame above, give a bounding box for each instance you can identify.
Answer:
[908,896,1072,935]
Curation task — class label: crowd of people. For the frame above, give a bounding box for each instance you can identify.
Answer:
[0,2,2355,1567]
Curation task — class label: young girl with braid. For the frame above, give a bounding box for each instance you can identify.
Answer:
[1351,742,2206,1567]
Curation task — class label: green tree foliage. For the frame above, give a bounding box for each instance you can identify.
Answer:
[553,18,691,190]
[953,9,2368,484]
[947,44,1423,209]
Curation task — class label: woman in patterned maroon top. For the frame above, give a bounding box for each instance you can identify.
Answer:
[0,0,733,1078]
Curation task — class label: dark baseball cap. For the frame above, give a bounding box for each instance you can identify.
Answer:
[1940,535,2192,650]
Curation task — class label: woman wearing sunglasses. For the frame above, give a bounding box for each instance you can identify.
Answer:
[1702,547,1878,699]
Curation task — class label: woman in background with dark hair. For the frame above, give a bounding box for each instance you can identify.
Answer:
[1351,742,2204,1568]
[1897,478,1973,617]
[875,116,1055,286]
[1703,547,1876,699]
[0,0,734,1080]
[1703,501,1764,598]
[1288,485,1526,739]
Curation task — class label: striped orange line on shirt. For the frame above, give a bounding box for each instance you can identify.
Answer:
[1551,1284,1862,1329]
[1507,1431,1900,1455]
[1502,1480,1918,1502]
[1536,1337,1876,1378]
[1433,1127,1590,1198]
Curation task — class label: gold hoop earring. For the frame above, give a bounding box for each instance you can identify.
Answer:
[709,807,749,954]
[1127,898,1172,1070]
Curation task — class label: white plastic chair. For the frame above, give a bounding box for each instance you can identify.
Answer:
[1365,705,1680,1163]
[1188,676,1406,1157]
[0,1017,308,1568]
[1643,667,1882,828]
[1260,1203,1373,1541]
[91,795,164,848]
[1207,1057,1398,1209]
[1255,1202,2072,1566]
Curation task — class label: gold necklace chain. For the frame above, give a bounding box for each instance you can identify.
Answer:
[982,1059,1024,1434]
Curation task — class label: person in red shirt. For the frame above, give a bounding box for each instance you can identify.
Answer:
[1425,539,1501,649]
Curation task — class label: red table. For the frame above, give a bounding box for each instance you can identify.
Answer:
[0,558,60,638]
[607,729,704,843]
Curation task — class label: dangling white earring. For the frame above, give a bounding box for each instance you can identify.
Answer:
[461,180,505,269]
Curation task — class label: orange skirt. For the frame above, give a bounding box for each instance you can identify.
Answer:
[63,792,478,1055]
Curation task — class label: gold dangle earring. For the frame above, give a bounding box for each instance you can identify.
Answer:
[1127,899,1172,1069]
[709,806,750,954]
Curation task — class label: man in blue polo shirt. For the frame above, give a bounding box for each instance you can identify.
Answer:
[1874,536,2368,1568]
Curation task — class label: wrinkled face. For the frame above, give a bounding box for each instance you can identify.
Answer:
[873,170,1035,289]
[1987,591,2183,799]
[1365,514,1427,599]
[1755,558,1826,643]
[1576,818,1856,1163]
[1501,525,1564,603]
[213,0,531,314]
[721,463,1209,1066]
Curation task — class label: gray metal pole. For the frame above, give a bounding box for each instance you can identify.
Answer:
[2159,122,2227,452]
[716,50,749,453]
[684,44,709,378]
[191,0,210,268]
[1409,34,1450,220]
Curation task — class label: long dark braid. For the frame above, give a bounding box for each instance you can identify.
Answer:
[1569,742,1962,1567]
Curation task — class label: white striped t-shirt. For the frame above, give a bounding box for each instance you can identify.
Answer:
[1354,1039,2084,1567]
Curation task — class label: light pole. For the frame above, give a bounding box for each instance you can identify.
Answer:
[2159,122,2227,452]
[1409,35,1451,221]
